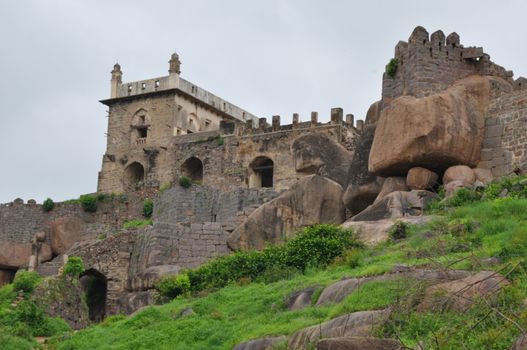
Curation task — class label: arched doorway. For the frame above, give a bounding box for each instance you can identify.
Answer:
[249,156,274,188]
[80,269,107,322]
[123,162,145,189]
[180,157,203,183]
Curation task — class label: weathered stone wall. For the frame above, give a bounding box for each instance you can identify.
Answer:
[171,121,358,193]
[382,27,513,106]
[480,88,527,176]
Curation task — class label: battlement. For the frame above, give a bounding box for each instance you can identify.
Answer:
[382,26,515,105]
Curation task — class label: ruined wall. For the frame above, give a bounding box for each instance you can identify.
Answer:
[171,119,358,193]
[480,88,527,176]
[382,26,513,106]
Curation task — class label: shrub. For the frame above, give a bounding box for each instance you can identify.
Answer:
[63,256,84,279]
[215,137,225,146]
[444,187,481,207]
[42,198,55,212]
[143,199,154,218]
[179,176,192,188]
[123,219,152,230]
[389,221,408,240]
[163,224,361,298]
[80,194,97,213]
[159,182,172,192]
[156,273,191,299]
[12,271,41,294]
[386,58,398,78]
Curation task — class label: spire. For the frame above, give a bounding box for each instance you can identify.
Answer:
[169,52,181,75]
[110,63,122,98]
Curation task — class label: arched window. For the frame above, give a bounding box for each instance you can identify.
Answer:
[80,269,107,322]
[180,157,203,183]
[123,162,145,189]
[249,156,274,188]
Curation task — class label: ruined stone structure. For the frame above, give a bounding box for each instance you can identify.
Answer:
[98,53,359,194]
[1,26,527,322]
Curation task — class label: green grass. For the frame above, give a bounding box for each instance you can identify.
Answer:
[122,219,153,230]
[3,179,527,349]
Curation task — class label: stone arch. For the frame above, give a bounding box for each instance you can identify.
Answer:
[180,157,203,183]
[249,156,274,188]
[80,269,107,322]
[123,162,145,189]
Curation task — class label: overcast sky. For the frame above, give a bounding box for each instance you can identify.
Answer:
[1,0,526,204]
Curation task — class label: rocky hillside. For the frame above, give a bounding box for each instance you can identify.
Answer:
[0,175,524,349]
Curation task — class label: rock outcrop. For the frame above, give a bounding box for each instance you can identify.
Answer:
[288,309,391,350]
[233,336,287,350]
[369,76,495,176]
[292,133,353,188]
[317,337,403,350]
[349,190,436,222]
[227,175,345,251]
[50,216,85,255]
[406,167,438,190]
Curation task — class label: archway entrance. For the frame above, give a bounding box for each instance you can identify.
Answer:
[123,162,145,189]
[80,269,107,322]
[249,156,274,188]
[180,157,203,183]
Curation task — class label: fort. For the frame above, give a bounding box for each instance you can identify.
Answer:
[1,26,527,324]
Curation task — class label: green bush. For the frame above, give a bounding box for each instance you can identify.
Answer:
[143,198,154,218]
[179,176,192,188]
[159,182,172,192]
[155,274,191,299]
[123,219,153,230]
[63,257,84,279]
[12,271,42,294]
[389,221,408,240]
[444,187,481,207]
[80,194,97,213]
[42,198,55,212]
[386,58,398,78]
[159,224,361,298]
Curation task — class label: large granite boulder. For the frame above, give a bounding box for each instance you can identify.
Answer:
[369,76,494,176]
[228,175,345,251]
[292,133,352,188]
[350,190,436,222]
[344,101,384,215]
[443,165,476,186]
[49,216,85,255]
[0,242,32,269]
[288,309,391,350]
[375,177,408,202]
[406,167,438,190]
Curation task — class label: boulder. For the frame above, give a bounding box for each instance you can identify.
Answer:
[288,309,391,350]
[345,100,384,216]
[473,167,493,185]
[406,167,438,190]
[369,76,494,176]
[443,165,476,186]
[234,336,287,350]
[50,216,85,255]
[317,337,403,350]
[0,242,32,269]
[375,177,409,202]
[350,190,436,222]
[316,278,371,306]
[342,216,435,245]
[343,178,384,216]
[285,286,319,311]
[418,271,509,312]
[292,133,352,188]
[228,175,345,251]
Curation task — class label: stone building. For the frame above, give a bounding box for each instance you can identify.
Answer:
[97,53,360,194]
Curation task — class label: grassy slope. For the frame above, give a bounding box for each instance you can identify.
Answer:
[47,196,527,350]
